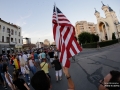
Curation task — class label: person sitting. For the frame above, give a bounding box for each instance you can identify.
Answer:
[31,67,75,90]
[99,70,120,90]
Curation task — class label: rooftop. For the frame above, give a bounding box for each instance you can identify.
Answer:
[0,18,20,29]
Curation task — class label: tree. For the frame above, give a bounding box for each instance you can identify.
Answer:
[78,32,91,44]
[112,33,116,40]
[78,32,99,44]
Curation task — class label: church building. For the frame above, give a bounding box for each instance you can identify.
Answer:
[94,2,120,41]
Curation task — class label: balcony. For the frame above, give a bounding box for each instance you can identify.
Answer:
[10,42,16,45]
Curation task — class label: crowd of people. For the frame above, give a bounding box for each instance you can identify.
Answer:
[0,48,120,90]
[0,48,75,90]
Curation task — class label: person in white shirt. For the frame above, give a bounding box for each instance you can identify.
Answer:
[20,57,30,85]
[18,54,22,62]
[27,53,30,59]
[38,52,42,63]
[22,53,28,62]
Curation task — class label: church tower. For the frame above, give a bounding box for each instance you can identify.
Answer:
[94,2,120,41]
[94,8,100,20]
[108,5,119,24]
[101,1,118,39]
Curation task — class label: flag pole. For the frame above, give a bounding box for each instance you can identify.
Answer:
[54,3,62,65]
[54,2,59,25]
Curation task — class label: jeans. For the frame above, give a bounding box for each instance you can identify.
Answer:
[1,73,6,81]
[30,66,36,74]
[25,74,29,82]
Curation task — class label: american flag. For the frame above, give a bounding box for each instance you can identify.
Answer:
[52,5,82,68]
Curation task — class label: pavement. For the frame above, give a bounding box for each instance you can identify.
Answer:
[0,43,120,90]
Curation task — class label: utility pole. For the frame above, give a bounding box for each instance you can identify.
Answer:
[8,30,11,54]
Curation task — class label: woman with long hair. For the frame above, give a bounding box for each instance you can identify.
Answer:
[20,57,30,85]
[28,57,36,75]
[3,64,15,90]
[13,71,30,90]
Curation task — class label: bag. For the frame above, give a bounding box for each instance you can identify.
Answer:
[25,65,30,74]
[41,62,46,70]
[25,69,30,74]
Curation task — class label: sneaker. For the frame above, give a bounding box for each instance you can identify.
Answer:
[27,82,30,86]
[4,86,7,90]
[56,80,58,82]
[29,77,30,80]
[60,78,62,81]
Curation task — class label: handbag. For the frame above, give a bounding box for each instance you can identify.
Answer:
[25,65,30,74]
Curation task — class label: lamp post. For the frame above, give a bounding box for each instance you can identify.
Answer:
[8,30,11,54]
[114,22,119,42]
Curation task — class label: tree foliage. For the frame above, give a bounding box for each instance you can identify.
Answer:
[78,32,99,44]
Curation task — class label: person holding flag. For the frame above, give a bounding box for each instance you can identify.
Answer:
[52,3,82,89]
[52,4,82,68]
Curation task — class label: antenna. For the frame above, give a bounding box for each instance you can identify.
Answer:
[101,1,103,5]
[101,1,105,6]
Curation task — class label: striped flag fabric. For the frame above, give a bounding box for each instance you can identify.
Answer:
[52,4,82,68]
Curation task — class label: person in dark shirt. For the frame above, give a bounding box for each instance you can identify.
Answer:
[48,50,54,63]
[99,70,120,90]
[13,71,30,90]
[0,59,7,89]
[51,56,62,82]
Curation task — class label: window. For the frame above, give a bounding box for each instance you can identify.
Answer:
[3,26,5,32]
[2,36,4,42]
[11,29,14,35]
[11,38,13,42]
[7,28,10,33]
[19,32,20,36]
[6,37,10,43]
[15,31,17,35]
[15,38,17,42]
[0,25,1,30]
[19,39,20,43]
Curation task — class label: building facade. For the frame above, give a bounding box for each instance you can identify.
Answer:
[75,21,97,38]
[44,39,50,46]
[0,18,23,54]
[36,42,44,49]
[94,2,120,41]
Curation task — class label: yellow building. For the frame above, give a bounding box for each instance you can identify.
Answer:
[75,21,97,38]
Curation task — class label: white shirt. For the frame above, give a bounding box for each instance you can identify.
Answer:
[38,53,41,59]
[19,55,22,62]
[29,60,34,67]
[21,65,29,74]
[27,54,30,58]
[22,54,28,62]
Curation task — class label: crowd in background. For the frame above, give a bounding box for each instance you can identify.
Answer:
[0,47,75,90]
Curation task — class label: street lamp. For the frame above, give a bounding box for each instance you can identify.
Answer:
[114,22,120,42]
[8,30,11,54]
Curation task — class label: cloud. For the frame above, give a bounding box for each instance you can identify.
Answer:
[22,31,54,44]
[15,14,31,27]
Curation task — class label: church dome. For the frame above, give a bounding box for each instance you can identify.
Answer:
[108,6,114,12]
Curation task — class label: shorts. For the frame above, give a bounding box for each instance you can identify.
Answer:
[55,70,62,77]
